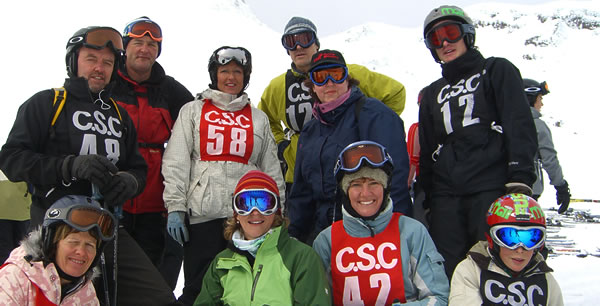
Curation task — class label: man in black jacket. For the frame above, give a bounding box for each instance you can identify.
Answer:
[419,6,538,278]
[112,16,193,291]
[0,26,178,305]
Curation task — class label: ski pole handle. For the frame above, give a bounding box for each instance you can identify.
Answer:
[92,183,103,200]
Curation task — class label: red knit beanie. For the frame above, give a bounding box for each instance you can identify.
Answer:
[234,170,279,197]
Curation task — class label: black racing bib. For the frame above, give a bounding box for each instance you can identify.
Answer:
[284,70,313,133]
[431,65,497,139]
[64,101,126,164]
[479,269,548,306]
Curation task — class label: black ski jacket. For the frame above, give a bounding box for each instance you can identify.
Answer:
[418,49,537,196]
[0,77,147,210]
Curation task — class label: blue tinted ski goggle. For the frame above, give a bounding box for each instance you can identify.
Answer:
[233,189,279,216]
[491,225,546,250]
[334,141,391,177]
[309,64,349,86]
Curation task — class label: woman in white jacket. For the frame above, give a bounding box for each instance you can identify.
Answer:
[161,46,284,305]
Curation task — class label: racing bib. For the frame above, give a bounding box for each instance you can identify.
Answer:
[479,269,548,306]
[331,213,406,306]
[199,100,253,164]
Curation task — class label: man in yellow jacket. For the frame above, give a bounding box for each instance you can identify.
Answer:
[258,16,406,194]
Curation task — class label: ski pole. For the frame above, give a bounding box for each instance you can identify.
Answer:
[570,198,600,203]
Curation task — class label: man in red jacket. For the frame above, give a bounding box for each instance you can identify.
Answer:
[112,16,194,290]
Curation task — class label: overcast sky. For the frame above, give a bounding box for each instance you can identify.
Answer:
[246,0,580,36]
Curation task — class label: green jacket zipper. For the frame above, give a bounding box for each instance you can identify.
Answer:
[250,264,263,301]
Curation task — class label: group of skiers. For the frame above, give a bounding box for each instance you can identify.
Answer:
[0,4,569,306]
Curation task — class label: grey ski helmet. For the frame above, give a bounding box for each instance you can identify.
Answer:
[423,5,476,61]
[207,46,252,93]
[65,26,124,78]
[42,195,116,270]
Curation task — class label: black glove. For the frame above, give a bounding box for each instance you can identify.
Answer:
[63,155,118,188]
[505,182,533,196]
[277,139,290,162]
[555,181,571,214]
[100,171,139,207]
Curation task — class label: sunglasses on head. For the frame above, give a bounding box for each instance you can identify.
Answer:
[124,20,162,42]
[281,31,316,50]
[334,141,391,176]
[524,81,549,96]
[233,189,279,216]
[310,64,348,86]
[491,225,546,251]
[48,204,117,241]
[425,22,472,49]
[71,27,124,53]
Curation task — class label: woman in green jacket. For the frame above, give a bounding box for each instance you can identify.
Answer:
[194,170,331,305]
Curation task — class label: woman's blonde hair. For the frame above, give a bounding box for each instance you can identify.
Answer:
[52,224,100,246]
[223,213,289,240]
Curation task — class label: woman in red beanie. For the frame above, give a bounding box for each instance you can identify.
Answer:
[194,170,331,305]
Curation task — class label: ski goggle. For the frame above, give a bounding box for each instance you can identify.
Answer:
[491,225,546,251]
[69,27,124,53]
[310,64,349,86]
[124,19,163,41]
[233,189,279,216]
[281,31,316,50]
[214,47,250,66]
[524,81,549,96]
[46,204,117,241]
[425,22,472,49]
[334,141,392,176]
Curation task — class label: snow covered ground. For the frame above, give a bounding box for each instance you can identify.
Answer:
[1,0,599,304]
[543,202,600,305]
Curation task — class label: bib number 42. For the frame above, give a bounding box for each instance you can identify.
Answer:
[343,273,391,306]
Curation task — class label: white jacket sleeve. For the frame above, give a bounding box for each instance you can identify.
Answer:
[162,102,196,213]
[449,258,483,305]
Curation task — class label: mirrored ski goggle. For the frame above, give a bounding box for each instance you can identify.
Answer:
[47,205,117,241]
[69,27,124,53]
[334,141,391,176]
[124,19,163,42]
[524,81,549,96]
[310,64,349,86]
[425,22,471,49]
[215,47,250,66]
[491,225,546,251]
[281,31,316,50]
[233,189,279,216]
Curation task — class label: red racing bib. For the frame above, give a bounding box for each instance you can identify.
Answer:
[331,213,406,306]
[199,100,254,164]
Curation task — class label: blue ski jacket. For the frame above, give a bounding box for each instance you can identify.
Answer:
[288,86,412,242]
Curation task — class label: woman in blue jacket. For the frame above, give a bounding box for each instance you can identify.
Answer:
[287,49,412,244]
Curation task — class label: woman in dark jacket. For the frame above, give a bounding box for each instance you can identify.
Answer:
[287,49,412,244]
